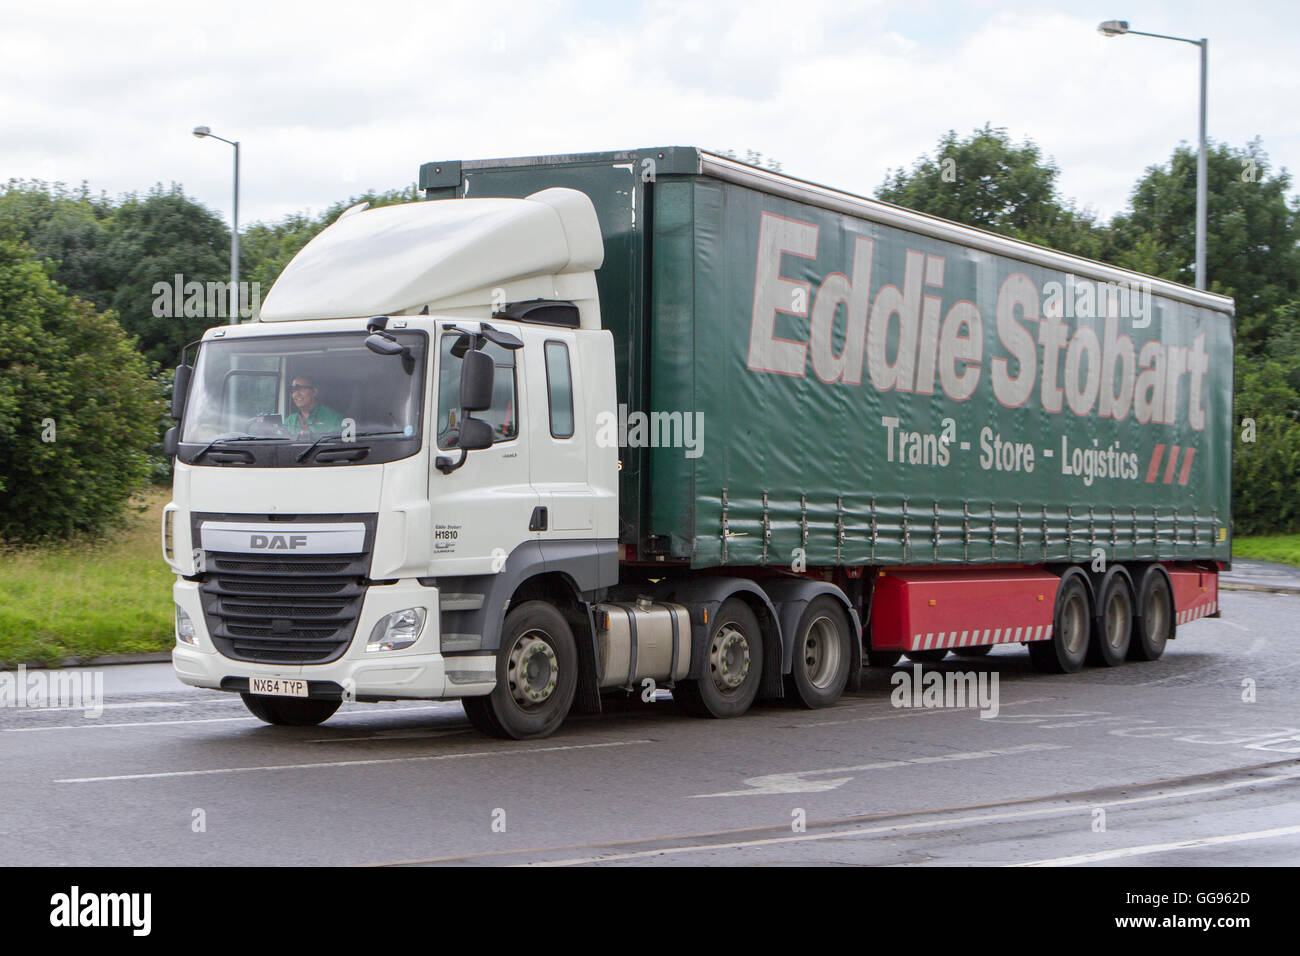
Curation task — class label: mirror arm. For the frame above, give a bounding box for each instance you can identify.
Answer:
[435,449,468,475]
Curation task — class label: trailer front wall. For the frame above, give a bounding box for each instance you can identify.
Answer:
[646,176,1233,569]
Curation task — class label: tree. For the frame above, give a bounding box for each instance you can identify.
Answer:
[97,184,231,367]
[0,180,114,309]
[0,239,163,544]
[876,124,1109,258]
[1110,139,1300,354]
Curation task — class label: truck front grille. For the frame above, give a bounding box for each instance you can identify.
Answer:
[192,514,377,666]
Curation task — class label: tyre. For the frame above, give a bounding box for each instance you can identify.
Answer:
[866,650,902,667]
[240,693,341,726]
[462,600,578,739]
[675,598,763,718]
[955,645,993,657]
[1130,567,1174,661]
[905,648,949,663]
[1029,571,1091,674]
[785,597,853,708]
[1087,568,1134,667]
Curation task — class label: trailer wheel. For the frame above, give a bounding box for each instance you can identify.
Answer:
[1087,569,1133,667]
[786,597,852,708]
[955,645,993,657]
[905,649,949,662]
[867,651,902,667]
[675,598,763,718]
[1029,572,1091,674]
[1130,568,1174,661]
[240,693,341,726]
[462,600,578,740]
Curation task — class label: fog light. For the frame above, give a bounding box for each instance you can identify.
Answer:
[175,605,199,646]
[367,607,427,652]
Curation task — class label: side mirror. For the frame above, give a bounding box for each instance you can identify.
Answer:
[460,349,495,412]
[365,332,406,356]
[163,426,179,457]
[171,365,193,420]
[458,416,494,451]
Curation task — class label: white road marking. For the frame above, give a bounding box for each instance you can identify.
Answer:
[795,696,1057,729]
[6,704,447,732]
[692,743,1067,797]
[526,769,1300,866]
[1010,823,1300,867]
[55,739,653,783]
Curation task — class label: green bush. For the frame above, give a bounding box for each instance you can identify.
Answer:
[0,239,164,544]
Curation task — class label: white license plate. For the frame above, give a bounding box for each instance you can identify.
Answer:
[249,677,308,698]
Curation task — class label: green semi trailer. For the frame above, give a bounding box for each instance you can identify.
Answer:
[166,147,1232,738]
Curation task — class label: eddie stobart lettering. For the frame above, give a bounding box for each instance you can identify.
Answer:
[746,212,1211,431]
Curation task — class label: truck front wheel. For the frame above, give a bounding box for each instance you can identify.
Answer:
[786,597,852,708]
[675,598,763,718]
[463,601,578,740]
[240,693,341,726]
[1029,572,1091,674]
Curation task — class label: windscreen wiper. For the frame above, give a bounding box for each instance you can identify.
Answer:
[192,434,288,462]
[295,430,408,463]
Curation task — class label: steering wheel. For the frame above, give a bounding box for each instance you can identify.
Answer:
[440,427,460,448]
[245,413,290,438]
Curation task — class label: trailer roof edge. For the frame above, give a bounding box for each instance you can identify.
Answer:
[697,151,1235,316]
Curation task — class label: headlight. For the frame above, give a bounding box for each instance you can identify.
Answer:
[366,608,427,653]
[175,604,198,646]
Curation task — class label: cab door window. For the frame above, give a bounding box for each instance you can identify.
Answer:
[436,334,519,449]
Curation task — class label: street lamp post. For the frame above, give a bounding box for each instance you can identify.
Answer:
[192,125,241,323]
[1098,20,1208,291]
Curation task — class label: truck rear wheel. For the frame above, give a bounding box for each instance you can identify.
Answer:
[462,600,578,740]
[1029,572,1091,674]
[1087,569,1133,667]
[240,693,341,726]
[1130,568,1174,661]
[675,598,763,718]
[786,597,852,708]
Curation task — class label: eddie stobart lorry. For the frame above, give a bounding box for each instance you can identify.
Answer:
[162,147,1233,739]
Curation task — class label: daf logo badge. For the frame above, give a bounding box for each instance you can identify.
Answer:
[249,534,309,550]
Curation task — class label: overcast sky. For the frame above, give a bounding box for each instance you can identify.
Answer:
[2,0,1294,229]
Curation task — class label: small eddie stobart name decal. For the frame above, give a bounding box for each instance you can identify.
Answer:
[49,886,151,936]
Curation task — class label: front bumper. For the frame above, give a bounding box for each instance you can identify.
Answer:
[171,578,495,700]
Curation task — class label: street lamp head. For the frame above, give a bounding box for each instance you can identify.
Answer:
[192,125,211,138]
[1098,20,1129,36]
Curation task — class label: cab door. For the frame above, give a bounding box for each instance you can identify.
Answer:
[427,324,539,576]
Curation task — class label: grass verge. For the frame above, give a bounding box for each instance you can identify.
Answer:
[0,489,173,666]
[1233,534,1300,568]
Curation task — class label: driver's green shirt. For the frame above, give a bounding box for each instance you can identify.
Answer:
[288,403,345,437]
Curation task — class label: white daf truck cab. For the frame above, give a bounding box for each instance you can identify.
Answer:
[164,187,644,739]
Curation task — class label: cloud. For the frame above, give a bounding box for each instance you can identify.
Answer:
[2,0,1295,228]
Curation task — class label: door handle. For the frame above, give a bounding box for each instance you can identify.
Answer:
[529,507,548,532]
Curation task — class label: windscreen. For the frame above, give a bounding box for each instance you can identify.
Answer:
[181,331,426,454]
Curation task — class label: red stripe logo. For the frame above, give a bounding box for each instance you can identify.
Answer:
[1163,445,1181,484]
[1145,444,1166,483]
